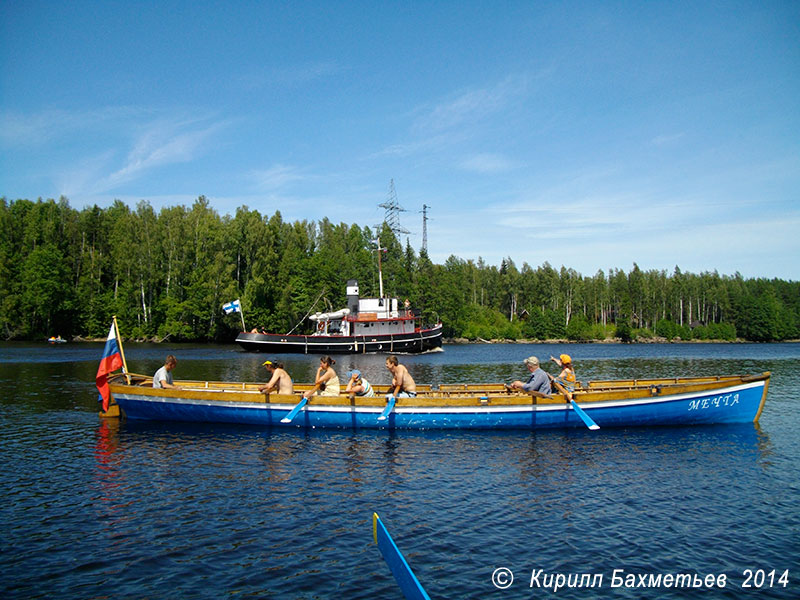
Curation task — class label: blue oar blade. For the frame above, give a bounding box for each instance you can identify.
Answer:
[373,513,431,600]
[281,397,308,423]
[570,399,600,430]
[378,396,396,421]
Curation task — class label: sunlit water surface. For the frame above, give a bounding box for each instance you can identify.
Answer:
[1,342,798,599]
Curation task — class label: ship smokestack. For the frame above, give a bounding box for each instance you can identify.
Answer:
[346,280,359,315]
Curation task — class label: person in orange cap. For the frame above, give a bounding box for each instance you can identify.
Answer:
[550,354,577,393]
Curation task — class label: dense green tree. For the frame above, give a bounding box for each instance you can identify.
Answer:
[1,196,798,343]
[735,292,779,342]
[565,312,592,341]
[21,244,71,335]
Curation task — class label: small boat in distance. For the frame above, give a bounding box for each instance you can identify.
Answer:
[47,335,66,344]
[105,372,771,430]
[236,279,443,354]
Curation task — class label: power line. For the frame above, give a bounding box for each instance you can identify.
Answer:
[378,179,410,237]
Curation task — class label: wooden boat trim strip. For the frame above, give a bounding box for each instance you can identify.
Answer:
[753,372,771,422]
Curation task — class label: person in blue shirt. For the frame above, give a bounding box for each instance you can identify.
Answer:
[510,356,551,395]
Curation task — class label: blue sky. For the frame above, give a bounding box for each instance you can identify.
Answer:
[2,1,799,279]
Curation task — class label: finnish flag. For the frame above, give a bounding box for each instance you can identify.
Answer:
[222,299,241,314]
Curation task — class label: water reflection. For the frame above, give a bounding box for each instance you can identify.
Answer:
[93,419,122,495]
[2,341,797,600]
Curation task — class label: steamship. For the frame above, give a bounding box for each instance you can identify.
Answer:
[235,279,443,354]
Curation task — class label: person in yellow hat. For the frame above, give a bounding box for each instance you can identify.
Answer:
[550,354,577,393]
[258,360,294,395]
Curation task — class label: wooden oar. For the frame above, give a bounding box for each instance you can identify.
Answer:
[552,379,600,430]
[373,513,431,600]
[378,396,396,421]
[281,397,308,423]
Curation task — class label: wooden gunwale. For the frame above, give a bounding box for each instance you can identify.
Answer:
[581,374,744,389]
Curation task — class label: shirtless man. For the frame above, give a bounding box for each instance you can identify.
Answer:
[385,355,417,397]
[258,360,294,395]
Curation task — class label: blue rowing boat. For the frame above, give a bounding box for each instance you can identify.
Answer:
[105,372,770,431]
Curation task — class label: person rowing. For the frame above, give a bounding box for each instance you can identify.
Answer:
[258,360,293,395]
[385,355,416,397]
[508,356,551,396]
[550,353,576,394]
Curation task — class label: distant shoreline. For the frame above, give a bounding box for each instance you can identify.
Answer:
[32,336,800,344]
[445,337,800,345]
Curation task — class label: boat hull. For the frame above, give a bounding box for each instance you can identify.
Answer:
[235,323,443,354]
[109,374,769,431]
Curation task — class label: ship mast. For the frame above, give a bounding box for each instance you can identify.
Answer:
[421,204,429,253]
[375,235,385,298]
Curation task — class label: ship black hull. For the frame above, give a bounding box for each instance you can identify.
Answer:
[235,324,443,354]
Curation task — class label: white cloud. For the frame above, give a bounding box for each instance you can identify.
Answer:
[460,153,520,174]
[99,119,225,190]
[414,75,528,133]
[372,75,531,166]
[248,164,310,192]
[40,111,230,196]
[651,132,686,146]
[370,132,469,159]
[428,205,800,279]
[238,61,345,91]
[0,107,137,147]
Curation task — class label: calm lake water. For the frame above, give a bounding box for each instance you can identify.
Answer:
[1,342,798,599]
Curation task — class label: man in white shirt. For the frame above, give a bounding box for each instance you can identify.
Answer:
[153,355,179,388]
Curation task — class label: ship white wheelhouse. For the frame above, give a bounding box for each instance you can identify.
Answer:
[307,280,417,338]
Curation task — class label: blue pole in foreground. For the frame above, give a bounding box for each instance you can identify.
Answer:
[373,513,431,600]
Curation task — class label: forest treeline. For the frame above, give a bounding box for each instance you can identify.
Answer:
[2,196,799,343]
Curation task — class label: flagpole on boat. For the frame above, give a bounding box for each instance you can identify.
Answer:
[239,301,246,332]
[112,315,131,384]
[375,235,384,298]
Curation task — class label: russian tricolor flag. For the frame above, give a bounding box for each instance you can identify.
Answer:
[96,322,123,412]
